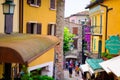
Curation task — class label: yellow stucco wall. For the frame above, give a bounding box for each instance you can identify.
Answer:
[28,48,54,67]
[103,0,120,36]
[101,0,120,53]
[0,64,3,79]
[23,0,56,35]
[0,0,5,33]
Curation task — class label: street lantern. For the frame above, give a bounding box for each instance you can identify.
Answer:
[2,0,15,15]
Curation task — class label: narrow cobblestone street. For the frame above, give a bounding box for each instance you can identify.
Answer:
[64,70,83,80]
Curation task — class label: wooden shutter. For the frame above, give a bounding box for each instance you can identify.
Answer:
[5,15,13,34]
[47,24,52,35]
[73,27,78,35]
[37,0,41,6]
[27,0,31,4]
[54,24,56,36]
[37,23,41,34]
[50,0,55,9]
[26,22,31,33]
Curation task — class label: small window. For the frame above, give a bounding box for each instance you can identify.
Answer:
[26,22,42,34]
[27,0,41,7]
[50,0,56,10]
[47,24,56,36]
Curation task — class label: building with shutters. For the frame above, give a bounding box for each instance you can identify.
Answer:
[86,0,120,57]
[86,0,120,79]
[64,11,90,60]
[0,0,58,79]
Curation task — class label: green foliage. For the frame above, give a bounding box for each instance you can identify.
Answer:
[63,27,75,53]
[101,52,113,59]
[21,65,54,80]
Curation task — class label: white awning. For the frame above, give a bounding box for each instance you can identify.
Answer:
[99,56,120,77]
[80,64,89,73]
[65,55,77,59]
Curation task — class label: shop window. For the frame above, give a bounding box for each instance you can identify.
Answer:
[47,24,56,36]
[26,22,42,34]
[27,0,41,7]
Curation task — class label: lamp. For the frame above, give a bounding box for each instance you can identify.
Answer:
[2,0,15,15]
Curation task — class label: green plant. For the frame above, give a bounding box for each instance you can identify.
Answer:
[21,65,54,80]
[101,52,113,59]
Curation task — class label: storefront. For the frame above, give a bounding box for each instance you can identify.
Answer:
[100,56,120,80]
[0,33,59,80]
[80,58,112,80]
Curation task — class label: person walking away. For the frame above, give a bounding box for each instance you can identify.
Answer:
[68,60,73,78]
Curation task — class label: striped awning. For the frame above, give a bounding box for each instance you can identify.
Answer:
[0,33,59,64]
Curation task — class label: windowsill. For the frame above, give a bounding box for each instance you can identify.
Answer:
[30,4,40,8]
[49,8,56,10]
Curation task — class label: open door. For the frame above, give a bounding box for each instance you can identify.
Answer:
[4,63,12,80]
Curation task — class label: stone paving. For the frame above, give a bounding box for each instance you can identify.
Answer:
[64,70,84,80]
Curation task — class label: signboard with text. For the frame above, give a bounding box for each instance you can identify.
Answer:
[105,36,120,54]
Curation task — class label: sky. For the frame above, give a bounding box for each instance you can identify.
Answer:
[65,0,90,17]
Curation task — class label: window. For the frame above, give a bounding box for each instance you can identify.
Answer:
[47,24,56,36]
[26,22,42,34]
[50,0,56,9]
[71,20,75,23]
[27,0,41,7]
[72,27,78,35]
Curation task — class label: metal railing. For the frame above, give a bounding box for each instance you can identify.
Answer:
[91,26,102,35]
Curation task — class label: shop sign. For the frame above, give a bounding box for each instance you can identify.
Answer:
[105,36,120,54]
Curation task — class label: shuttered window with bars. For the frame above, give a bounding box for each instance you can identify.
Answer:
[27,0,41,7]
[26,22,42,34]
[47,24,56,36]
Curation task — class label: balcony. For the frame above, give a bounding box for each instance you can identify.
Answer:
[91,26,102,36]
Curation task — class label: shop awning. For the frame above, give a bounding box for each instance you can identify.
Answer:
[99,56,120,77]
[80,64,89,73]
[0,33,60,64]
[86,59,103,70]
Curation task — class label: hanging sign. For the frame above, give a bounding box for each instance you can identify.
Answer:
[105,36,120,54]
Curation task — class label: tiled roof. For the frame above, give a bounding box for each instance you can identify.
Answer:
[71,11,89,16]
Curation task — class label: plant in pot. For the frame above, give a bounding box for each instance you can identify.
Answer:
[101,52,113,60]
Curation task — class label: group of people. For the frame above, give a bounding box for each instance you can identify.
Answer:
[65,59,81,78]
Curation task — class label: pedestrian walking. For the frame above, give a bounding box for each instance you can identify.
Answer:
[75,65,80,76]
[68,59,73,78]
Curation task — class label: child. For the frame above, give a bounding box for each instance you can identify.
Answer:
[75,65,80,76]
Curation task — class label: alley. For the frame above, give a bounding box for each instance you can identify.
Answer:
[64,70,83,80]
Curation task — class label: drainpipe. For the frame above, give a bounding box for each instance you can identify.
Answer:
[99,4,113,52]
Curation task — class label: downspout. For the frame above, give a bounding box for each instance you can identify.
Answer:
[98,4,113,52]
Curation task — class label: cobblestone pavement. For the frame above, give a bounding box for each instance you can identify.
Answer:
[64,69,83,80]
